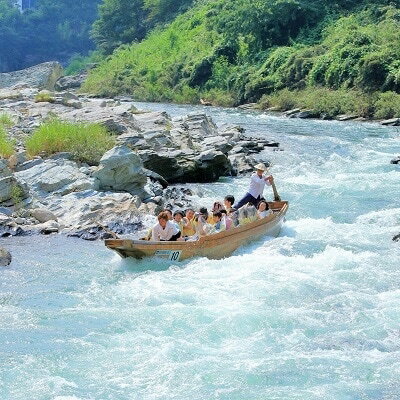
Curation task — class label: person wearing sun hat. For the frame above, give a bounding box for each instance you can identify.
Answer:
[234,162,274,209]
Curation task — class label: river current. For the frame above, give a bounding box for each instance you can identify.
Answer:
[1,104,399,400]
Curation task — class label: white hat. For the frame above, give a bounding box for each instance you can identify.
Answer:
[254,163,268,171]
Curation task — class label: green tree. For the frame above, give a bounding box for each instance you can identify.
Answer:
[91,0,148,55]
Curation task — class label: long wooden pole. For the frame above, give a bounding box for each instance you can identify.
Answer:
[271,180,281,202]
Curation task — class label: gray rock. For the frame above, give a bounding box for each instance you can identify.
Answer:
[93,145,148,197]
[336,114,358,121]
[381,118,400,126]
[0,247,12,266]
[54,74,86,91]
[30,208,58,223]
[0,206,12,216]
[15,159,97,197]
[390,156,400,165]
[15,158,43,172]
[0,62,63,90]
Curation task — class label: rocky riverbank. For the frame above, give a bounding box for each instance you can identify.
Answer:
[0,63,279,240]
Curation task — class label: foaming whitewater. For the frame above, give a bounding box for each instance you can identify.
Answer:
[1,104,399,400]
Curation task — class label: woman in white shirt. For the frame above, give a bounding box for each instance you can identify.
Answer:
[235,163,274,209]
[257,200,272,218]
[151,211,181,241]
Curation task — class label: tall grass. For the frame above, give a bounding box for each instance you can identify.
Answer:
[25,119,115,165]
[0,113,14,128]
[0,126,15,158]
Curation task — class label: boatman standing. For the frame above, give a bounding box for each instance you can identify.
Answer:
[234,163,274,209]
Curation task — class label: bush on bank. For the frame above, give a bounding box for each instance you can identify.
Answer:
[259,88,400,119]
[25,119,115,165]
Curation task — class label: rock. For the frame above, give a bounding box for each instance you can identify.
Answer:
[390,156,400,164]
[200,98,213,106]
[40,190,143,234]
[143,168,169,188]
[8,151,27,170]
[93,146,148,197]
[283,108,301,116]
[289,110,320,119]
[0,247,12,266]
[179,113,218,139]
[15,159,97,197]
[229,154,258,175]
[381,118,400,126]
[0,159,27,204]
[49,152,73,161]
[61,99,82,109]
[15,158,43,172]
[237,103,257,110]
[201,136,233,154]
[30,208,58,223]
[336,114,358,121]
[38,220,60,234]
[0,62,63,90]
[54,73,86,91]
[0,206,12,216]
[393,233,400,242]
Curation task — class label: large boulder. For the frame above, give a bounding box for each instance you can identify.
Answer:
[0,62,63,90]
[15,159,97,197]
[93,146,148,197]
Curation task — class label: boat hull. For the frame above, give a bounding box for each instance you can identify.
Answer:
[105,201,288,261]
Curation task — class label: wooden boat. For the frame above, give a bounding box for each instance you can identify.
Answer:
[105,201,288,262]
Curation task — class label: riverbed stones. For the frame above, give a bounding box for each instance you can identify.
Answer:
[93,145,148,198]
[0,247,12,266]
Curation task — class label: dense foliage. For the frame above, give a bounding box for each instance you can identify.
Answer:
[0,0,101,72]
[84,0,400,118]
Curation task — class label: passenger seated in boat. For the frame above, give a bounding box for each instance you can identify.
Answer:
[257,200,272,218]
[223,195,236,215]
[163,208,174,220]
[173,210,185,232]
[196,207,214,236]
[220,209,233,230]
[151,211,181,241]
[212,211,223,232]
[182,208,197,236]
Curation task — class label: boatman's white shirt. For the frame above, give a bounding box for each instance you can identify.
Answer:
[152,220,179,241]
[248,174,271,198]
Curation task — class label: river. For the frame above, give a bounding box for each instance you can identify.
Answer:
[1,104,399,400]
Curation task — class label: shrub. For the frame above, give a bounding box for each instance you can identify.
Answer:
[0,113,14,128]
[0,126,15,158]
[34,92,55,103]
[25,118,115,165]
[374,91,400,119]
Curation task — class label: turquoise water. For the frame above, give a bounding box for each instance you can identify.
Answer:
[1,105,399,400]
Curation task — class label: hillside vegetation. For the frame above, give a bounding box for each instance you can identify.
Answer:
[0,0,100,72]
[83,0,400,118]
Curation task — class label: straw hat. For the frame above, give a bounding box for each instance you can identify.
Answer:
[254,163,268,171]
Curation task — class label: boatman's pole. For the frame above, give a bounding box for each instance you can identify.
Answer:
[271,180,281,202]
